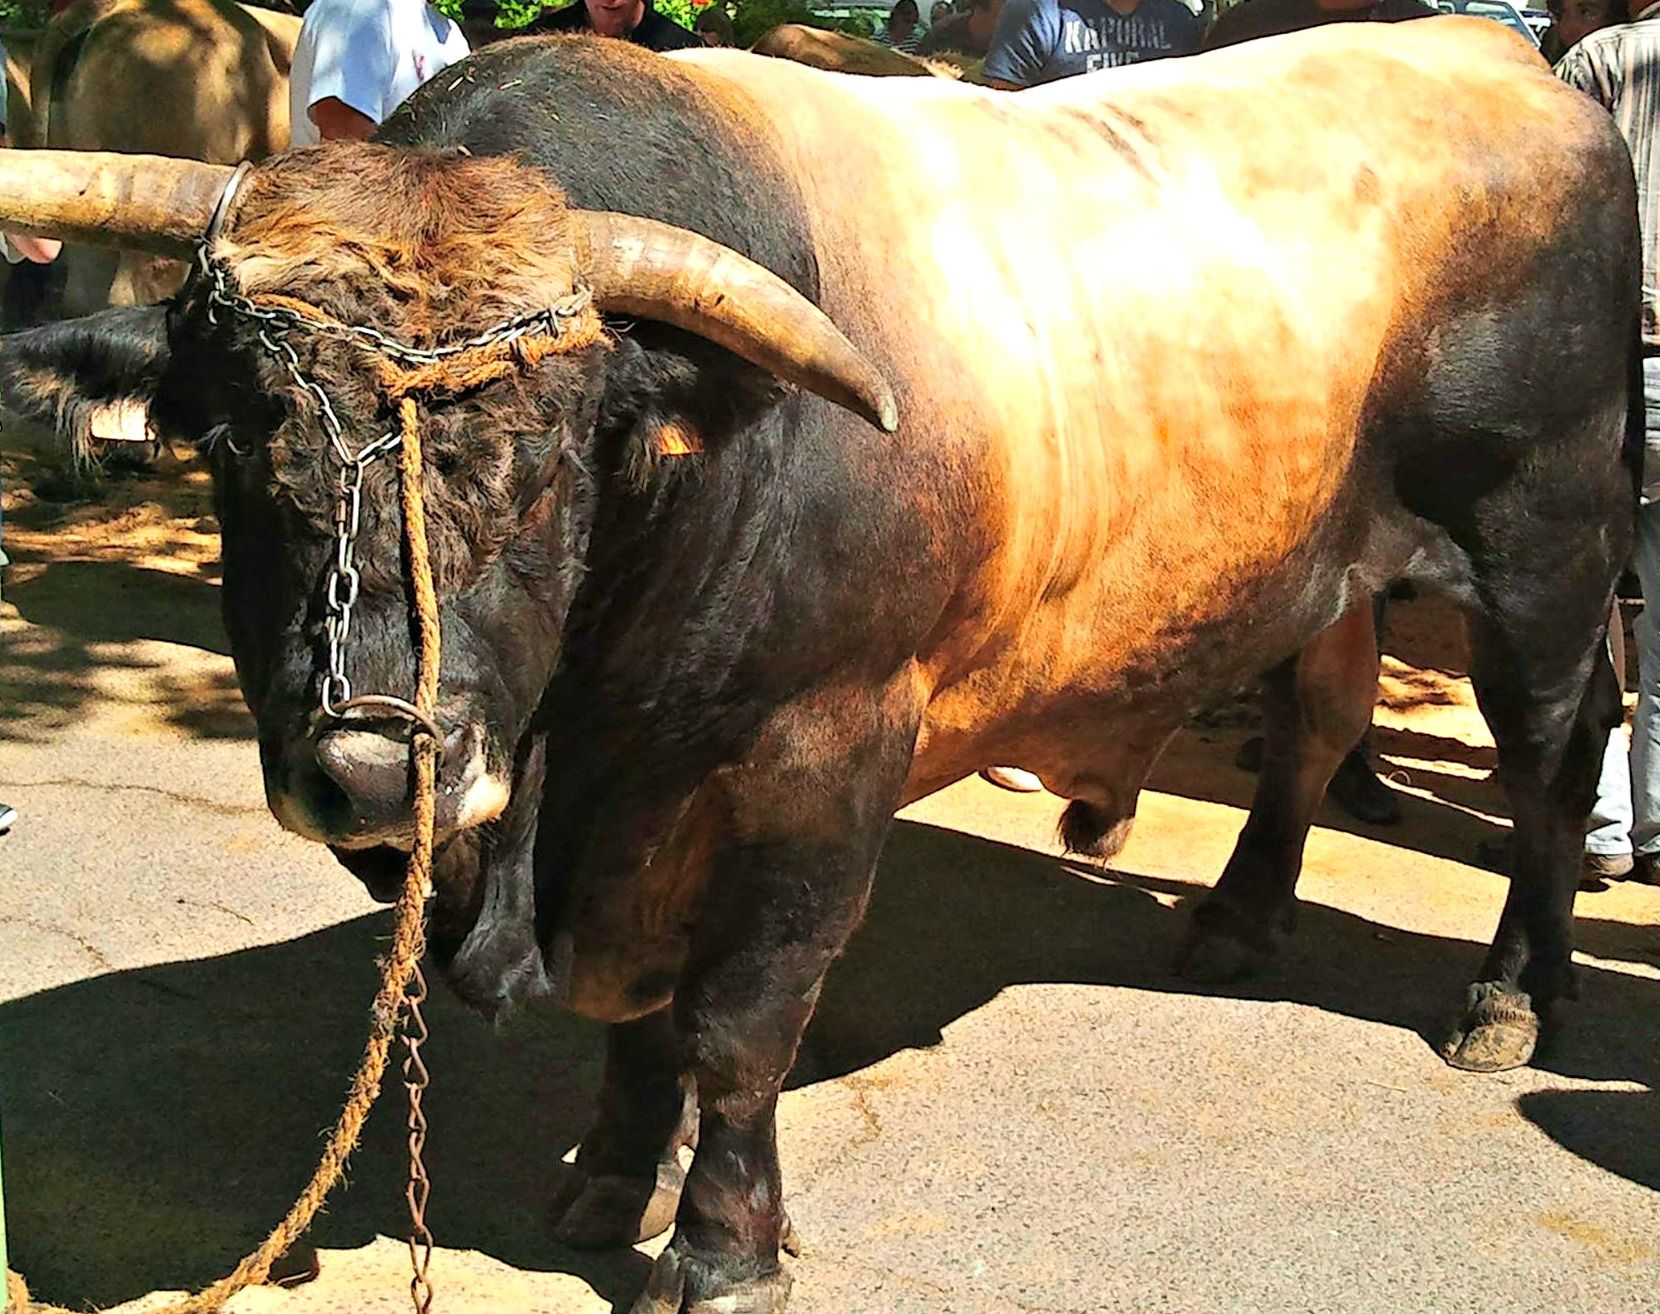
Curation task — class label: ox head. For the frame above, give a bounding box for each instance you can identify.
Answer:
[0,146,895,907]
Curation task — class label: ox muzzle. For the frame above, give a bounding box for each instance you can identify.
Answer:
[263,709,510,861]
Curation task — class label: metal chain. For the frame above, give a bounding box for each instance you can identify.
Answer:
[248,314,402,718]
[202,256,586,725]
[202,255,594,364]
[403,961,436,1314]
[196,255,601,1312]
[322,429,402,717]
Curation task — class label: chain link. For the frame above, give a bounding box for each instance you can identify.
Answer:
[203,254,594,365]
[403,961,436,1314]
[321,429,402,715]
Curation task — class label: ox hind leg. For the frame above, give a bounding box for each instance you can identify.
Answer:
[1179,599,1381,982]
[1440,591,1622,1072]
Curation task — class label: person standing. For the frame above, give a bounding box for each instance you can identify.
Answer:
[289,0,470,145]
[983,0,1199,89]
[1558,9,1660,883]
[876,0,926,51]
[1541,0,1625,62]
[528,0,700,48]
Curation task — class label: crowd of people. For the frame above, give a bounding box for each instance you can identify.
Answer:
[2,0,1656,883]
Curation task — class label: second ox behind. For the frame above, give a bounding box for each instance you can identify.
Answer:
[0,24,1637,1314]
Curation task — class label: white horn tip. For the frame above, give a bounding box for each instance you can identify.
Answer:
[875,392,900,434]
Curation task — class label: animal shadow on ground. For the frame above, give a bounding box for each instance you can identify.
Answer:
[1,558,249,742]
[0,914,644,1312]
[6,821,1656,1311]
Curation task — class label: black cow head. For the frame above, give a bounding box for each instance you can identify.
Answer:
[0,145,894,941]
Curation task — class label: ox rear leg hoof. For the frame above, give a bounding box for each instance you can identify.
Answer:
[1176,897,1287,984]
[1059,799,1136,860]
[629,1242,792,1314]
[780,1211,805,1258]
[551,1158,686,1249]
[1441,982,1541,1073]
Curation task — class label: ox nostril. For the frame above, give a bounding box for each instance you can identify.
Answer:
[315,726,412,788]
[285,719,490,844]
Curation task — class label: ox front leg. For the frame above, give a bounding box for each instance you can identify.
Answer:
[551,1009,698,1248]
[631,708,915,1314]
[1180,601,1380,982]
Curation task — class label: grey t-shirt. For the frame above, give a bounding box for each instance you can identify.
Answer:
[984,0,1201,85]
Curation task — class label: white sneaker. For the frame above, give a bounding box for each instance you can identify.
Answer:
[0,802,16,835]
[981,766,1044,794]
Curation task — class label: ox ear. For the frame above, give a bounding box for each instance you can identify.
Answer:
[0,305,170,456]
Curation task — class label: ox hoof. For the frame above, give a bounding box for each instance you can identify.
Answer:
[1441,983,1540,1073]
[629,1242,792,1314]
[1175,913,1277,985]
[551,1160,685,1249]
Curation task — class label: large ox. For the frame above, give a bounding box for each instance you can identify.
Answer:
[0,24,1637,1312]
[23,0,299,313]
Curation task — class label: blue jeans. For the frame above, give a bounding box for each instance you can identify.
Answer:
[1587,356,1660,857]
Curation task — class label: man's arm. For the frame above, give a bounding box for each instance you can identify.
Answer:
[309,96,377,141]
[1555,40,1612,107]
[982,0,1057,88]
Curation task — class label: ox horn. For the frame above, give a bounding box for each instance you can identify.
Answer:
[0,150,234,259]
[573,210,899,434]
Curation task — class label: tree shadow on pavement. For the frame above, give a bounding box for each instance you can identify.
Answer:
[2,427,241,741]
[1,559,249,742]
[6,820,1656,1312]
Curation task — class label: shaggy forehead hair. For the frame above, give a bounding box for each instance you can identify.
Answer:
[195,144,600,592]
[209,143,584,337]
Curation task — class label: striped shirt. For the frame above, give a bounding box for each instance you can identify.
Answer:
[1558,9,1660,348]
[876,26,925,51]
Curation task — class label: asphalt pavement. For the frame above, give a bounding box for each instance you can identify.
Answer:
[1,441,1656,1314]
